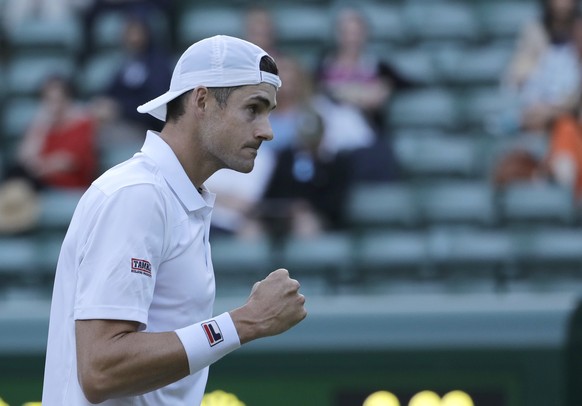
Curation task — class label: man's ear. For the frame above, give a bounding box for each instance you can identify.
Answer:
[191,86,209,114]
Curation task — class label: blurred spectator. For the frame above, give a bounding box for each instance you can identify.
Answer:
[316,6,411,133]
[92,13,172,144]
[205,148,276,239]
[0,75,98,233]
[268,56,314,152]
[546,112,582,199]
[259,108,350,239]
[78,0,175,62]
[497,0,582,134]
[492,7,582,189]
[244,6,280,59]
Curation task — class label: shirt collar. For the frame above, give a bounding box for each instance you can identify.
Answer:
[141,131,215,213]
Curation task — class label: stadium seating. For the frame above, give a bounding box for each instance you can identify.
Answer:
[499,182,577,225]
[5,54,75,97]
[393,131,480,178]
[5,15,81,56]
[388,89,459,130]
[1,0,581,298]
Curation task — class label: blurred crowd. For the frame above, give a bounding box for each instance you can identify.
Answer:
[1,0,582,241]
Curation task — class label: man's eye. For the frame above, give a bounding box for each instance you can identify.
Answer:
[248,105,258,114]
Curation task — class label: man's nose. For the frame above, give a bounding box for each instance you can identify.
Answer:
[256,118,274,141]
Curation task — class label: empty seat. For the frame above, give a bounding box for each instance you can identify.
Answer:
[1,97,39,140]
[6,15,81,54]
[388,89,459,130]
[403,1,480,43]
[273,5,330,44]
[281,233,352,291]
[499,182,576,225]
[516,227,582,263]
[427,227,515,275]
[357,230,429,271]
[37,189,84,231]
[460,86,520,130]
[345,182,420,229]
[386,48,439,86]
[77,51,123,97]
[179,7,244,47]
[0,237,38,274]
[359,3,408,44]
[393,132,479,177]
[418,181,496,226]
[435,44,513,86]
[5,55,74,96]
[477,1,540,40]
[211,236,272,278]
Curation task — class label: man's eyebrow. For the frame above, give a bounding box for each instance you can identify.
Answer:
[248,95,277,110]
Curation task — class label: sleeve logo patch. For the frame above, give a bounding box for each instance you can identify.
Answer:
[202,320,224,347]
[131,258,152,277]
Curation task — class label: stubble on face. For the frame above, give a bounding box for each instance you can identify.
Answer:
[200,83,277,175]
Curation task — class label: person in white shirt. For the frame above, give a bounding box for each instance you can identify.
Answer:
[42,35,307,405]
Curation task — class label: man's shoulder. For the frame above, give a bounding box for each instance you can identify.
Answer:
[93,153,163,195]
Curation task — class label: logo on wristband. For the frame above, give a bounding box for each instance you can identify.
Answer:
[202,320,224,347]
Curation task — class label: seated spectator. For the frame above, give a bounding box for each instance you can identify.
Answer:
[205,148,276,239]
[259,108,350,240]
[0,75,99,233]
[497,0,582,134]
[316,6,412,133]
[77,0,175,62]
[92,13,173,144]
[243,6,280,59]
[492,5,582,191]
[268,56,314,152]
[546,104,582,200]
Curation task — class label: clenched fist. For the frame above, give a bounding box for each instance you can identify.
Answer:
[230,269,307,344]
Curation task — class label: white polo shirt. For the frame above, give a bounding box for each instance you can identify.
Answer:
[42,131,240,405]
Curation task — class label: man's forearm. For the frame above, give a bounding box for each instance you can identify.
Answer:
[76,321,189,404]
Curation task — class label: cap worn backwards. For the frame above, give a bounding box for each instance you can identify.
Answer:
[137,35,282,122]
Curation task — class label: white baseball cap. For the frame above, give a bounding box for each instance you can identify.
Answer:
[137,35,282,122]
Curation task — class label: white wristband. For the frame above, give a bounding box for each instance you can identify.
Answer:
[175,312,241,375]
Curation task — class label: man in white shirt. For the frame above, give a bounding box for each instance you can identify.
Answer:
[42,35,307,405]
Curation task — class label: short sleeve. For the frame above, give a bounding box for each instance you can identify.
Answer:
[74,184,167,328]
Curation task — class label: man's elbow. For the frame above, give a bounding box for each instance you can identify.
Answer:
[78,366,112,404]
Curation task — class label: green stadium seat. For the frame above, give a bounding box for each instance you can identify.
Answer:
[513,227,582,273]
[77,51,123,97]
[477,1,540,40]
[459,86,520,131]
[435,44,513,86]
[345,182,420,229]
[1,97,39,140]
[499,182,576,225]
[356,230,429,273]
[359,3,408,44]
[37,189,84,231]
[179,7,244,47]
[5,15,81,54]
[386,48,439,86]
[273,5,330,44]
[211,235,272,279]
[5,55,74,97]
[0,237,38,274]
[427,226,515,277]
[418,181,496,226]
[403,1,480,43]
[388,89,459,130]
[393,132,479,177]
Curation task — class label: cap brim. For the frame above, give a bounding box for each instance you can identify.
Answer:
[137,89,190,122]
